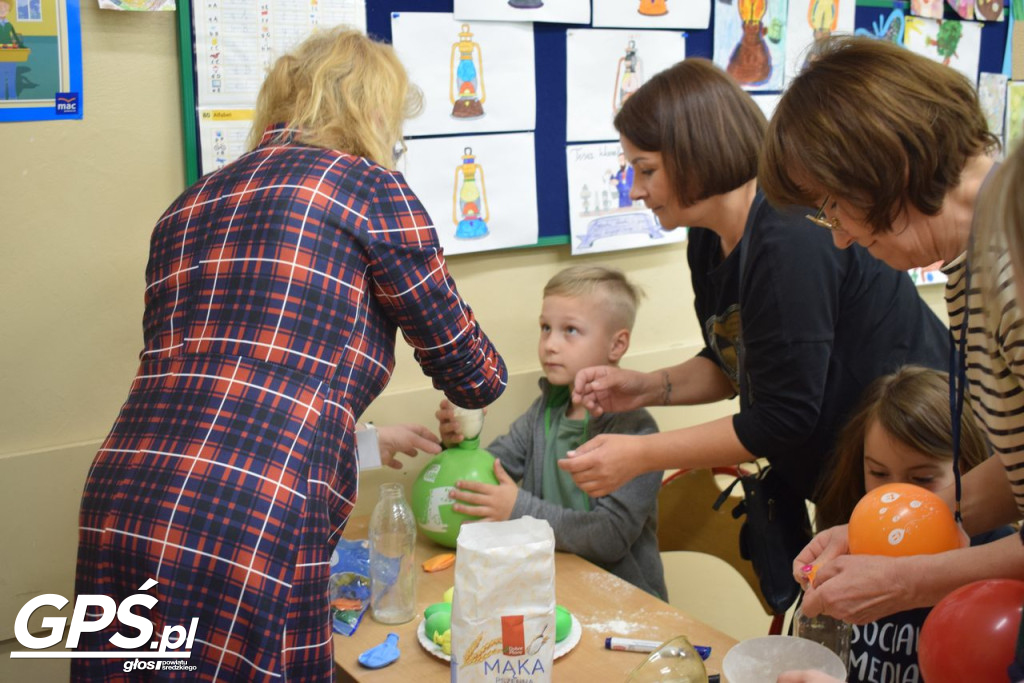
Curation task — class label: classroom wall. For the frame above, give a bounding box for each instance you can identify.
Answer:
[0,4,949,666]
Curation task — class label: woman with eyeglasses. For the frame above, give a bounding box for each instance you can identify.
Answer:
[760,35,1024,631]
[72,28,507,682]
[559,58,947,570]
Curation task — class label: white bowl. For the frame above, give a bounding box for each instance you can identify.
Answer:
[722,636,847,683]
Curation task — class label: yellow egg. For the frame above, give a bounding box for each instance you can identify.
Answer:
[443,586,454,603]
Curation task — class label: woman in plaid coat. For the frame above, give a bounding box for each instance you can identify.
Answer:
[73,28,507,681]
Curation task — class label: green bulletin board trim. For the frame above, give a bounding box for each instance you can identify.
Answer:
[176,0,199,186]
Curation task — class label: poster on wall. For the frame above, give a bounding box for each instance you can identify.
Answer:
[592,0,710,30]
[400,133,539,256]
[566,28,686,142]
[903,16,982,86]
[454,0,589,25]
[713,0,788,92]
[0,0,82,122]
[783,0,856,86]
[392,12,535,137]
[98,0,173,12]
[566,141,687,255]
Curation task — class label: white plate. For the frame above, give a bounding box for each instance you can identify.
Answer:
[416,614,582,663]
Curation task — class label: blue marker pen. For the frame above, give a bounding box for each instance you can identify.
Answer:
[603,637,711,660]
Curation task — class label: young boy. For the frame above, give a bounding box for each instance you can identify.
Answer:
[437,265,666,598]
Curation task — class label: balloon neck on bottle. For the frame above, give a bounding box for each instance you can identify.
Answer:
[456,437,481,450]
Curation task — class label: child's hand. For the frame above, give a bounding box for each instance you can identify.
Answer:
[450,460,517,522]
[435,399,463,446]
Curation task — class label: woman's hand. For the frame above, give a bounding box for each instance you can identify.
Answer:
[556,433,645,497]
[800,553,914,624]
[450,459,517,522]
[377,423,442,469]
[572,366,654,417]
[792,525,850,588]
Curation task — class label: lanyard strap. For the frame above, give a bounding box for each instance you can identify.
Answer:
[948,260,971,525]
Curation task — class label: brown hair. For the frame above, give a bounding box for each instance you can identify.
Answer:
[815,365,989,529]
[543,265,643,331]
[247,27,423,168]
[613,58,766,207]
[760,35,998,234]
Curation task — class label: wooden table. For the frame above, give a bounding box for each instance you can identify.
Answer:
[334,516,738,682]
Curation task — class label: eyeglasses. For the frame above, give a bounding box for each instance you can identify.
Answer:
[806,195,842,232]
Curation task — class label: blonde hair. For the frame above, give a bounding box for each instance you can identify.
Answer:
[543,265,643,331]
[973,144,1024,323]
[814,366,989,529]
[247,27,423,168]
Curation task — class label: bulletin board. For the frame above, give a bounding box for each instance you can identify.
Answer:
[175,0,1013,249]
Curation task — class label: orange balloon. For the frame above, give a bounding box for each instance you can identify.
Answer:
[848,483,961,557]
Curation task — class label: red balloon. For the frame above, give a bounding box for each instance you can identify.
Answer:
[919,579,1024,683]
[848,483,961,557]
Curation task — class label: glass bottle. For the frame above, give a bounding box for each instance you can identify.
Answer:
[369,482,417,624]
[794,604,852,670]
[626,636,708,683]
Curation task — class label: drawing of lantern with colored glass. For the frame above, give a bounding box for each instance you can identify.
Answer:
[450,24,485,119]
[453,147,489,239]
[637,0,668,16]
[727,0,772,86]
[613,40,643,114]
[808,0,838,41]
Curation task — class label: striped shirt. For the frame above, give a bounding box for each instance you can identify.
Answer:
[944,249,1024,516]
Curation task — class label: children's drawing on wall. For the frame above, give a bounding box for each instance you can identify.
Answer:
[566,29,685,142]
[947,0,973,20]
[751,93,781,120]
[903,16,982,86]
[593,0,710,29]
[401,133,538,256]
[450,24,485,119]
[0,0,82,122]
[392,12,534,137]
[1006,82,1024,155]
[453,147,490,239]
[713,0,787,91]
[910,0,944,19]
[974,0,1003,21]
[453,0,589,25]
[613,40,643,115]
[978,72,1008,144]
[784,0,855,85]
[854,7,905,44]
[566,142,687,255]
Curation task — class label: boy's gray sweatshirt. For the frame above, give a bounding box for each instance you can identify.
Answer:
[486,378,667,599]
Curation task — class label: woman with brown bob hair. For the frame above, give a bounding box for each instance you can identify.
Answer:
[561,59,948,615]
[72,27,507,682]
[760,35,1024,631]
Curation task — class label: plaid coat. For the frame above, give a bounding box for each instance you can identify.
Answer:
[73,126,507,681]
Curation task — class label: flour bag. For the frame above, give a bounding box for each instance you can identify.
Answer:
[451,517,556,682]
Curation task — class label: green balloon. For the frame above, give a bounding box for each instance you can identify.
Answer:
[424,601,452,620]
[411,439,499,548]
[424,610,452,640]
[555,605,572,643]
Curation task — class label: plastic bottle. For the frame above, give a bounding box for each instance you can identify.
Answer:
[369,482,417,624]
[794,604,852,670]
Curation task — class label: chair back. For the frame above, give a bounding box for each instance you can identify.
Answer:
[657,467,785,634]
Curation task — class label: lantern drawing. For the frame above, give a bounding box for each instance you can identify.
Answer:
[637,0,668,16]
[808,0,838,41]
[727,0,772,86]
[453,147,490,239]
[613,40,644,114]
[450,24,485,119]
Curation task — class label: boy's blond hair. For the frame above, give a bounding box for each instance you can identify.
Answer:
[543,265,643,332]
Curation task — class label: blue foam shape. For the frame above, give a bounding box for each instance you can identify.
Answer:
[357,632,400,669]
